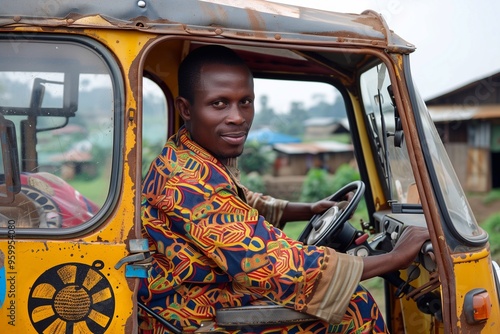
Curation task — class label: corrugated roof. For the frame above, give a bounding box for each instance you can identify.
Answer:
[427,105,500,122]
[273,141,353,154]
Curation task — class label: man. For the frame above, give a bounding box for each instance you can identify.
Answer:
[139,45,429,333]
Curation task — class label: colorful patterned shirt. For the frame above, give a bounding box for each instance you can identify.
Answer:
[138,127,363,333]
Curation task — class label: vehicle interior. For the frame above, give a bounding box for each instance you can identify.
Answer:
[139,39,440,331]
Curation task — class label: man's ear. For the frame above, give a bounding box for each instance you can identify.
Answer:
[175,96,191,121]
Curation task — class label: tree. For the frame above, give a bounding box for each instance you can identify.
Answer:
[275,101,307,136]
[239,140,275,175]
[253,95,277,129]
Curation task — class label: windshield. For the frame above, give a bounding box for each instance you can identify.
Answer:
[360,61,487,244]
[360,64,418,207]
[413,89,487,243]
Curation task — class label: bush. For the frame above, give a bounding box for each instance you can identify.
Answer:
[240,172,266,194]
[330,164,360,191]
[239,141,275,175]
[299,164,368,224]
[300,164,362,202]
[484,188,500,204]
[299,168,333,202]
[483,213,500,261]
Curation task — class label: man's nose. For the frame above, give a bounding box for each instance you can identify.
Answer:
[226,105,245,124]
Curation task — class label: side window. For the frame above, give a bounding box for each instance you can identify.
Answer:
[142,75,170,178]
[243,78,357,236]
[0,36,120,230]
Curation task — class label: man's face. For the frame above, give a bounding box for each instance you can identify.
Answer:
[178,63,255,160]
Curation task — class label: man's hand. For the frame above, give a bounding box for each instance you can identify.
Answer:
[391,225,430,269]
[311,191,355,215]
[310,199,337,215]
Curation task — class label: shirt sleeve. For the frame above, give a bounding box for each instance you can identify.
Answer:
[243,187,289,229]
[304,248,364,323]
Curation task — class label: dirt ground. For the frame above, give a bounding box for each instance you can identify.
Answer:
[467,193,500,225]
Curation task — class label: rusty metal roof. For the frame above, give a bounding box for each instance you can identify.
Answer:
[0,0,414,52]
[428,105,500,122]
[273,141,353,155]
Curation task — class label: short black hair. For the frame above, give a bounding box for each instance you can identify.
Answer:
[178,45,251,103]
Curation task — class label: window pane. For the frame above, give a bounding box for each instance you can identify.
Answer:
[142,77,169,178]
[0,38,115,229]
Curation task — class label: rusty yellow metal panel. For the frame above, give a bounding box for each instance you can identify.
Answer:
[452,248,500,333]
[0,28,158,332]
[350,91,388,211]
[0,241,130,332]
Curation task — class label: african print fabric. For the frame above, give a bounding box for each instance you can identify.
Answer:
[138,127,387,333]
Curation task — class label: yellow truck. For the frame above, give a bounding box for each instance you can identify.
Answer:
[0,0,498,332]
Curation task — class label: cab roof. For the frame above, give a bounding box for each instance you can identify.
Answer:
[0,0,414,53]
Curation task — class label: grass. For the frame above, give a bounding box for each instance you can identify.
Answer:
[67,173,109,206]
[484,188,500,204]
[282,219,386,313]
[283,221,308,239]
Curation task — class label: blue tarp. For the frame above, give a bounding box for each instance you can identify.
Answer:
[247,128,301,145]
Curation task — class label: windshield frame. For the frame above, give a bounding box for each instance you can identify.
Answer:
[403,55,488,247]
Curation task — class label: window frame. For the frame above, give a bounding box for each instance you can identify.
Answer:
[0,33,124,239]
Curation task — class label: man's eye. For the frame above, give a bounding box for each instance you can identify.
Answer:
[212,101,226,108]
[241,98,253,105]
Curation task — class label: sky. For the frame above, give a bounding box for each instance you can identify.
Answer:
[256,0,500,112]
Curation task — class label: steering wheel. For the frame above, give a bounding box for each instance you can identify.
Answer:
[298,180,365,247]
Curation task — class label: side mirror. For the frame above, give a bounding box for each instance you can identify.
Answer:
[0,114,21,204]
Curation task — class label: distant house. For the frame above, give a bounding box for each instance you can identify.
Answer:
[304,117,350,140]
[41,125,96,180]
[272,141,354,176]
[426,71,500,192]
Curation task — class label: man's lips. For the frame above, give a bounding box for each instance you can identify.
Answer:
[220,132,247,145]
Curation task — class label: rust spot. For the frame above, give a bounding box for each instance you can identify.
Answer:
[274,34,281,40]
[353,15,385,35]
[13,16,21,22]
[244,8,267,39]
[214,28,223,35]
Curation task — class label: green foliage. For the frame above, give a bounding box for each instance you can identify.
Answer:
[142,139,165,177]
[484,188,500,204]
[299,168,333,202]
[299,164,368,224]
[300,164,361,202]
[274,102,308,137]
[283,221,308,240]
[483,213,500,261]
[67,173,109,206]
[329,164,360,192]
[239,141,274,175]
[240,172,266,194]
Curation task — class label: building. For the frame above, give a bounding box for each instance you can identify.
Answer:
[272,141,354,177]
[426,71,500,192]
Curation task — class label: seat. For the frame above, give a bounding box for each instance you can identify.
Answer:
[216,304,317,329]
